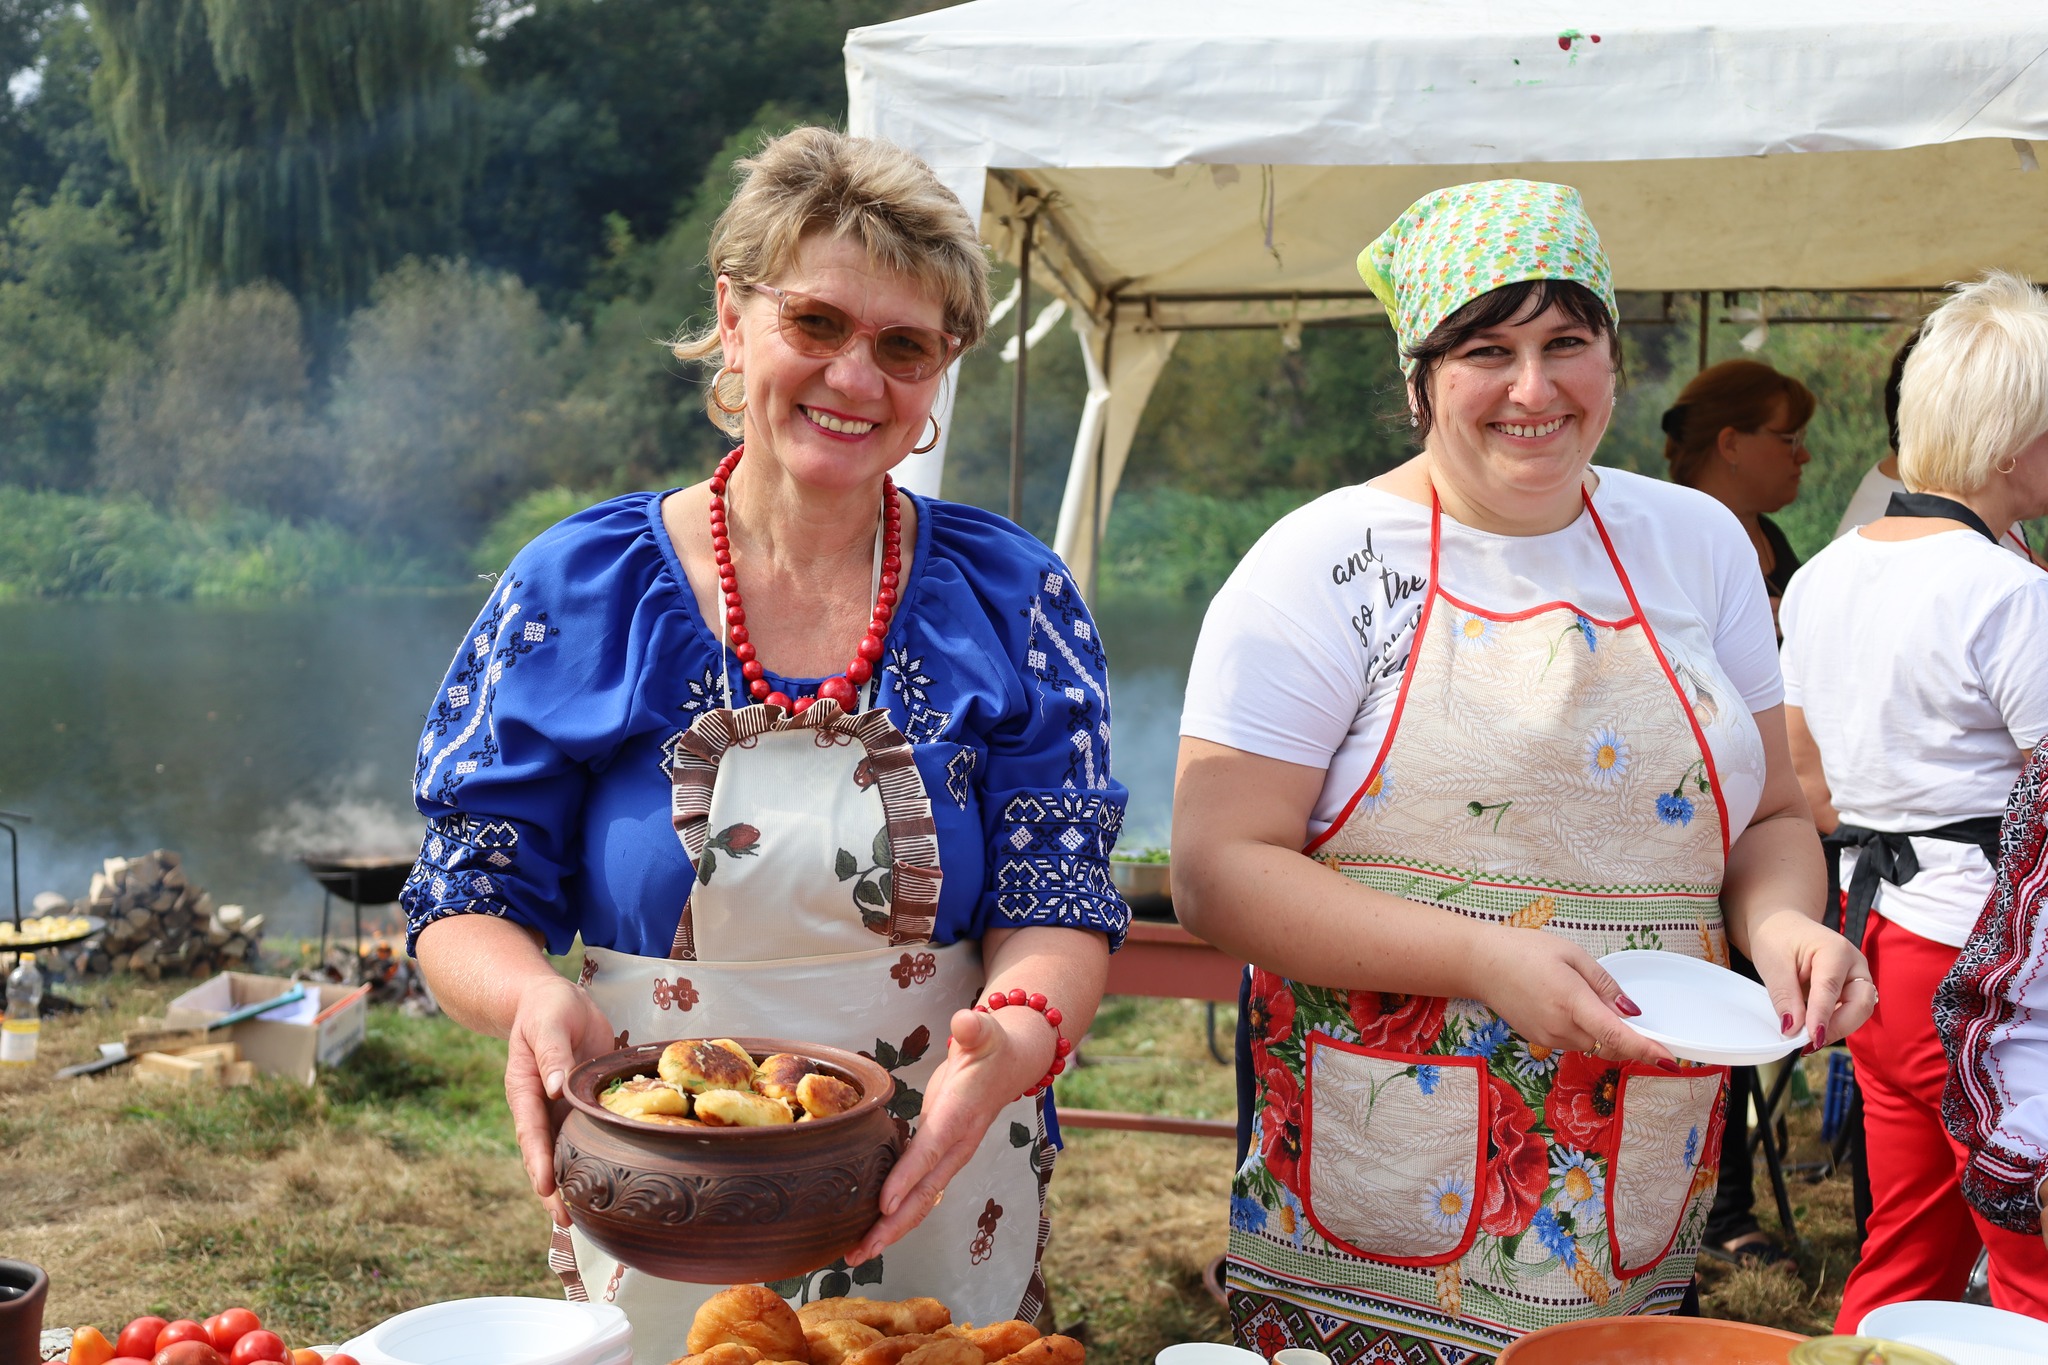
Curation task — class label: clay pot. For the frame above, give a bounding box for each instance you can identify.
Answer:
[555,1037,907,1283]
[0,1259,48,1365]
[1497,1316,1806,1364]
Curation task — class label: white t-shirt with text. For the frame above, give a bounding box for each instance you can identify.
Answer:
[1181,467,1782,840]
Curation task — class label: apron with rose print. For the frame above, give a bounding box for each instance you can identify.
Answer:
[1228,489,1754,1365]
[549,696,1052,1360]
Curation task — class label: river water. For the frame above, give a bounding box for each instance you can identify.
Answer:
[0,594,1201,939]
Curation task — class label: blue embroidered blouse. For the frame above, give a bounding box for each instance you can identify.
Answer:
[399,490,1130,960]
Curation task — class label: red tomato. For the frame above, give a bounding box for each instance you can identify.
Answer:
[155,1323,211,1352]
[208,1311,262,1353]
[116,1320,169,1360]
[228,1332,288,1365]
[107,1359,155,1365]
[153,1343,227,1365]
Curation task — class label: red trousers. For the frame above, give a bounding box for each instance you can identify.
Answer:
[1835,912,2048,1327]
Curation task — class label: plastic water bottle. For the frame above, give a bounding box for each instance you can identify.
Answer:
[2,950,41,1065]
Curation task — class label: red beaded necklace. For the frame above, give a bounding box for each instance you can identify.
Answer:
[708,445,900,714]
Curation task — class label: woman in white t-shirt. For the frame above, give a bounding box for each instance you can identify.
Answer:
[1175,180,1872,1365]
[1781,271,2048,1325]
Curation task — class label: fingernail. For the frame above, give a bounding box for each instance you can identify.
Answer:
[546,1070,565,1098]
[1811,1025,1826,1051]
[1780,1013,1795,1034]
[1615,994,1642,1018]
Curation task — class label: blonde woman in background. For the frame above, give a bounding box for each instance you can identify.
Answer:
[1781,271,2048,1323]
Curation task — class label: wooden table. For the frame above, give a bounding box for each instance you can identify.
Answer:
[1060,919,1242,1140]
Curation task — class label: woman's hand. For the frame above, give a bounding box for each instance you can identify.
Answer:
[1474,926,1674,1066]
[847,1005,1053,1264]
[504,972,616,1225]
[1747,908,1875,1051]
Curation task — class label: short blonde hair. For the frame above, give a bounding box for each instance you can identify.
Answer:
[673,127,990,433]
[1898,270,2048,495]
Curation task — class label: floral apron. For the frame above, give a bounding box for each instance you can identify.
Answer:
[551,696,1052,1360]
[1228,489,1749,1365]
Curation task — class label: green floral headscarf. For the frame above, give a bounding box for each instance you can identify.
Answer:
[1358,179,1616,378]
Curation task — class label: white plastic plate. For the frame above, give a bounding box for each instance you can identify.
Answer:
[1857,1300,2048,1365]
[339,1297,630,1365]
[1597,949,1801,1066]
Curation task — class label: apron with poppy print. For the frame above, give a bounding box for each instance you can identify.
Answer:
[1227,489,1756,1365]
[548,696,1052,1361]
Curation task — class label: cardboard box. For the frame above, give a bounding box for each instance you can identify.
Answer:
[166,972,370,1085]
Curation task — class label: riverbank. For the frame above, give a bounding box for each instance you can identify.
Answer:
[0,487,447,600]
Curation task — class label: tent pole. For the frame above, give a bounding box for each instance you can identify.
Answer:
[1697,290,1710,372]
[1009,220,1033,525]
[1088,317,1116,601]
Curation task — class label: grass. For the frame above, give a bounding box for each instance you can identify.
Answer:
[5,982,1855,1363]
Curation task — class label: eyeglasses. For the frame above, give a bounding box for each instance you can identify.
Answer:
[752,284,961,383]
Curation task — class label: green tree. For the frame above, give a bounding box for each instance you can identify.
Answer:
[95,280,320,516]
[0,192,164,488]
[329,256,583,552]
[83,0,475,319]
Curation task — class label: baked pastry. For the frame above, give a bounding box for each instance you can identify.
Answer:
[661,1038,759,1093]
[896,1342,981,1365]
[944,1323,1039,1359]
[992,1337,1084,1365]
[795,1073,862,1119]
[753,1052,813,1104]
[686,1285,810,1361]
[804,1321,883,1365]
[696,1089,797,1127]
[800,1299,952,1337]
[600,1075,690,1119]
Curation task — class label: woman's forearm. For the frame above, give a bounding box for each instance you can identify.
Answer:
[1175,834,1498,998]
[1720,810,1830,959]
[416,913,567,1038]
[978,925,1110,1085]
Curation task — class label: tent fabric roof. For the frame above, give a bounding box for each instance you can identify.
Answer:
[849,0,2048,300]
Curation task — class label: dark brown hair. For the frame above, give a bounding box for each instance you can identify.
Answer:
[1406,279,1621,440]
[1660,359,1816,486]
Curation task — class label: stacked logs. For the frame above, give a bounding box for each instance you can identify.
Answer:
[45,849,263,980]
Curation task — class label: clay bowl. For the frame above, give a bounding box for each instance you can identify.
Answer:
[1498,1316,1805,1364]
[555,1036,907,1283]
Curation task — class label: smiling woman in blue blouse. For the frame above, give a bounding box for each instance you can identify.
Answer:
[399,127,1127,1351]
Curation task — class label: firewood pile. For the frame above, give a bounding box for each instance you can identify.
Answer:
[43,849,263,980]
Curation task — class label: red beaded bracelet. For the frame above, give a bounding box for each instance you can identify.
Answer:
[975,987,1074,1098]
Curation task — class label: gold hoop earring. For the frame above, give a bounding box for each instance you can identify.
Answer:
[1997,455,2019,475]
[710,366,746,415]
[912,416,941,455]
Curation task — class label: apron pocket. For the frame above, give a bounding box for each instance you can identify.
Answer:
[1300,1029,1490,1267]
[1604,1064,1728,1278]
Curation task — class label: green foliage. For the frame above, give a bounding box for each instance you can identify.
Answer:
[0,191,164,488]
[471,481,625,575]
[1097,486,1314,601]
[0,484,438,597]
[84,0,475,316]
[330,256,588,553]
[95,280,321,517]
[465,0,928,305]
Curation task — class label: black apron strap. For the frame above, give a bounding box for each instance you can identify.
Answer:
[1821,817,2003,949]
[1884,491,1999,545]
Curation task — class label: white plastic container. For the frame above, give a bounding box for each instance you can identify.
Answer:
[338,1297,632,1365]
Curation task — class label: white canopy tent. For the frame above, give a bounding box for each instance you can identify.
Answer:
[845,0,2048,591]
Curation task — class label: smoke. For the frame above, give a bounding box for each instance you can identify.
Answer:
[254,789,423,860]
